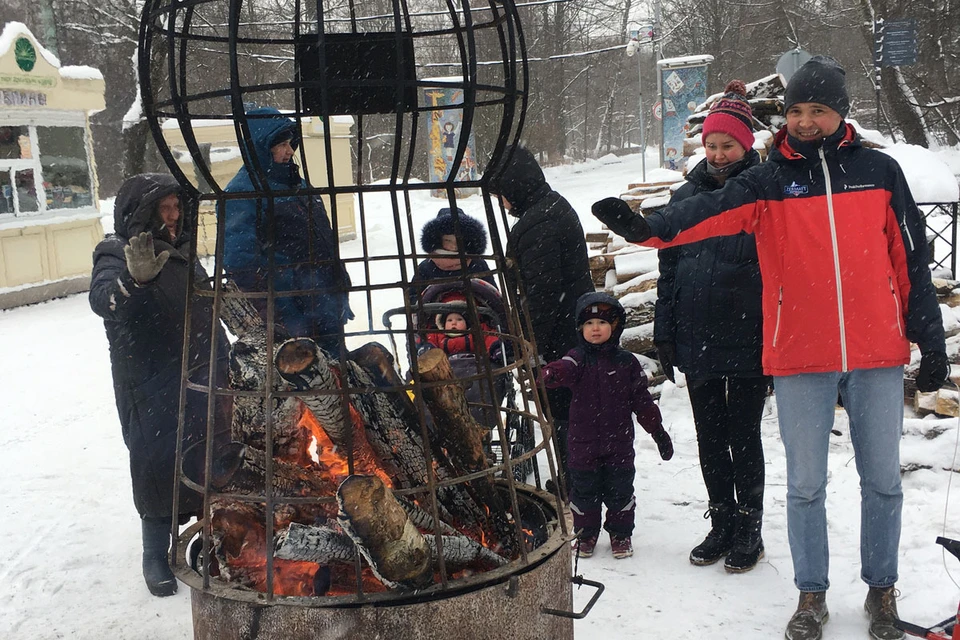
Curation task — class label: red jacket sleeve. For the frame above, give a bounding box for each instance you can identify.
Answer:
[642,169,764,249]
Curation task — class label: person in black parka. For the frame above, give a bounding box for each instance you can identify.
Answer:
[90,173,229,597]
[486,146,595,489]
[653,81,770,573]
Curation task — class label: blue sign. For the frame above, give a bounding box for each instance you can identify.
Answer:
[874,19,917,67]
[658,63,709,171]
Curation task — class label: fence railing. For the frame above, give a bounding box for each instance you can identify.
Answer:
[921,202,960,279]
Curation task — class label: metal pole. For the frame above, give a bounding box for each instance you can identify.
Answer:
[874,20,883,134]
[638,53,646,182]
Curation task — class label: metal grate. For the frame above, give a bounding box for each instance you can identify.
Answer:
[138,0,570,605]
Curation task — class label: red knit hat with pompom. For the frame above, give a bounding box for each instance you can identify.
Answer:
[700,80,755,153]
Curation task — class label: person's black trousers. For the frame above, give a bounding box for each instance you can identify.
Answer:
[687,376,769,511]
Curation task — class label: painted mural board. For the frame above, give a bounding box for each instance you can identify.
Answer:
[657,55,713,171]
[422,79,479,198]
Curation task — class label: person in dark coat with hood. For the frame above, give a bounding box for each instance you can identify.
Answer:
[223,107,352,354]
[408,206,496,303]
[541,292,673,559]
[654,80,770,574]
[89,173,230,597]
[485,146,595,489]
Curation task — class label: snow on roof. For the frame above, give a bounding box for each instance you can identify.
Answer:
[0,22,61,69]
[59,65,103,81]
[657,54,714,68]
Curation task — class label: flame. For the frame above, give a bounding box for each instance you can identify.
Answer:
[215,513,320,597]
[297,405,392,487]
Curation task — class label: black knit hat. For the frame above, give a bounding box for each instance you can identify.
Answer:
[783,55,850,117]
[419,207,488,255]
[577,302,618,326]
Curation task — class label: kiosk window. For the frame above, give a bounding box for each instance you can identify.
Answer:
[37,126,91,209]
[15,169,39,213]
[0,126,30,160]
[0,171,11,214]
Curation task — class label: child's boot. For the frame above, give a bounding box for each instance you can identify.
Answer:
[571,533,598,558]
[610,535,633,559]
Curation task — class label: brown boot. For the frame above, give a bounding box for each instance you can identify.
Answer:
[864,586,906,640]
[784,591,828,640]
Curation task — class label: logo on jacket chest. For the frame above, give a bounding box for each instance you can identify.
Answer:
[783,181,809,197]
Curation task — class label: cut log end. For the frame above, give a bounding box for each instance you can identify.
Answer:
[276,338,319,375]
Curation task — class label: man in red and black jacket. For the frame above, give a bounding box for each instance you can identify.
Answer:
[594,56,947,640]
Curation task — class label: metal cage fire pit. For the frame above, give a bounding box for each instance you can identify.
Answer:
[138,0,601,637]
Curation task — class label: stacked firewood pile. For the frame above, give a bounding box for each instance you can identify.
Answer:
[586,230,960,408]
[189,288,530,597]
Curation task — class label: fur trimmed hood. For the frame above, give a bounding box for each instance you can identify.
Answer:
[419,207,488,254]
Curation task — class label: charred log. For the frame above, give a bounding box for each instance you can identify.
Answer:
[275,522,508,571]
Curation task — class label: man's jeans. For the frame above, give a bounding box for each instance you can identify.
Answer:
[774,366,903,592]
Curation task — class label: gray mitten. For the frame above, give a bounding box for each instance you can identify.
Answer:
[124,231,170,284]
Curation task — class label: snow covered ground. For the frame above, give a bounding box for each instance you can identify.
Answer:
[2,142,960,639]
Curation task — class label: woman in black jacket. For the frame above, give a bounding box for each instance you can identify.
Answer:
[486,146,595,488]
[654,82,769,573]
[89,174,229,596]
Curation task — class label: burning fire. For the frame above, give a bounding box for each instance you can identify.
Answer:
[297,404,392,488]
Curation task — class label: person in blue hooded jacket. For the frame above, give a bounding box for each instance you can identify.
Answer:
[223,107,353,353]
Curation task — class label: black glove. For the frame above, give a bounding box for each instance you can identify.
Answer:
[916,350,950,392]
[655,341,676,383]
[591,197,652,242]
[652,428,674,461]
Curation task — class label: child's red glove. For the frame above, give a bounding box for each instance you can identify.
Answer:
[652,429,673,461]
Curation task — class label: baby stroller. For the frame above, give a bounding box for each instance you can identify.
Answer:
[383,278,536,482]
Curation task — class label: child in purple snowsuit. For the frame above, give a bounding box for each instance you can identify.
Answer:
[541,291,674,559]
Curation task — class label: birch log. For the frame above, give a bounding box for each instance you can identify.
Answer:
[336,475,433,589]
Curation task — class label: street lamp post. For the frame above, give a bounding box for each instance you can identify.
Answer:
[626,25,653,182]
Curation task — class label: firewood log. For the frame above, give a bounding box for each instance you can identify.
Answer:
[936,388,960,417]
[226,444,338,506]
[417,348,490,472]
[273,523,357,565]
[219,290,311,457]
[274,521,508,571]
[416,349,520,557]
[914,390,938,416]
[336,475,433,589]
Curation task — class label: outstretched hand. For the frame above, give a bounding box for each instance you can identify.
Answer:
[591,197,651,242]
[124,232,169,284]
